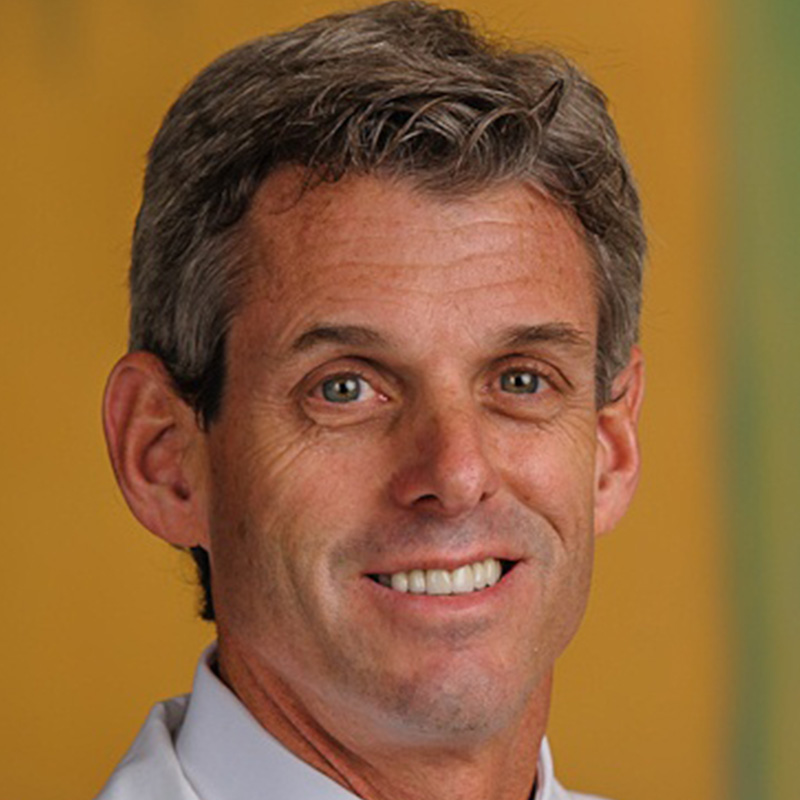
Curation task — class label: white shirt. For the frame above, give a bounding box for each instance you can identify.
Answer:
[96,647,608,800]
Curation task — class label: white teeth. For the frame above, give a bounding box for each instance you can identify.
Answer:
[376,557,506,596]
[390,572,409,593]
[451,565,474,594]
[426,569,452,595]
[472,560,487,589]
[408,569,426,594]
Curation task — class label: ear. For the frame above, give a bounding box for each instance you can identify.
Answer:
[593,346,645,536]
[102,351,210,549]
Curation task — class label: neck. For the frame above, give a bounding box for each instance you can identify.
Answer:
[216,637,552,800]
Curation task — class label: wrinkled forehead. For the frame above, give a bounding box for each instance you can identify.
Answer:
[222,169,599,372]
[241,167,594,300]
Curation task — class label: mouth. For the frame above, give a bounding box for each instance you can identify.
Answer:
[367,557,518,597]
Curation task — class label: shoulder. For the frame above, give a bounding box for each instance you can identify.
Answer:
[94,695,199,800]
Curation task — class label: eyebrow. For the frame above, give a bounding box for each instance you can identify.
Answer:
[290,321,591,356]
[290,324,391,353]
[497,323,593,352]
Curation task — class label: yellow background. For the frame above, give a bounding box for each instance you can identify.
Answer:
[1,1,726,798]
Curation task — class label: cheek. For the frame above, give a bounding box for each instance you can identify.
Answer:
[278,425,393,507]
[205,422,316,617]
[499,418,597,523]
[206,421,385,611]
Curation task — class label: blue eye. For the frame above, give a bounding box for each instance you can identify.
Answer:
[321,375,366,403]
[500,370,541,394]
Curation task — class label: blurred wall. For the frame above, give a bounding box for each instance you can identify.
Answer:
[724,1,800,797]
[1,1,732,798]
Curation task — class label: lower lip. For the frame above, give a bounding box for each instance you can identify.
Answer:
[361,562,522,617]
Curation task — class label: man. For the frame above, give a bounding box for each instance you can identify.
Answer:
[98,2,645,799]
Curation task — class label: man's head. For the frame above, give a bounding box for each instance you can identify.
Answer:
[104,0,644,753]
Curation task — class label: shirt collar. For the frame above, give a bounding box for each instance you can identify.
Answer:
[176,645,559,800]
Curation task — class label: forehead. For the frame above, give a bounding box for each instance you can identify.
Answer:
[237,170,596,349]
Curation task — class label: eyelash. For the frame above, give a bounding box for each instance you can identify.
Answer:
[307,361,560,407]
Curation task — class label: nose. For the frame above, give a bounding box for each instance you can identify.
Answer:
[389,396,501,517]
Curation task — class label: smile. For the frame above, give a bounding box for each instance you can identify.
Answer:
[370,557,516,596]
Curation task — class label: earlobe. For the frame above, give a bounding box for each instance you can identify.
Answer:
[593,347,645,536]
[102,351,210,549]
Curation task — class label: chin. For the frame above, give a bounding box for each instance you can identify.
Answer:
[347,654,540,746]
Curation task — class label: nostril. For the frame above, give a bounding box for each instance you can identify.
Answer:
[415,494,437,503]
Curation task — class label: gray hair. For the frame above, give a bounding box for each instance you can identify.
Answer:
[129,0,646,619]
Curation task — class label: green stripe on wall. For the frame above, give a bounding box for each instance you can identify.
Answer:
[727,1,800,798]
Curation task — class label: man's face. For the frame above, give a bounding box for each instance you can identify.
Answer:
[204,172,606,746]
